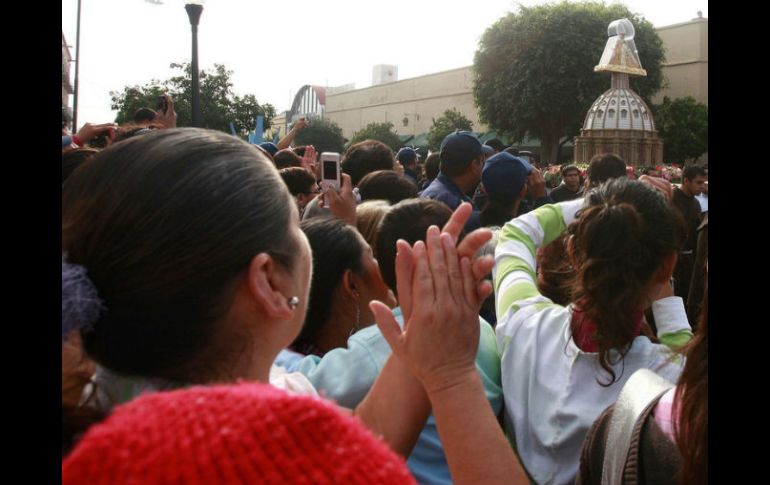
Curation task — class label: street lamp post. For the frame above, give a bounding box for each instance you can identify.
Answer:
[72,0,83,131]
[185,1,204,127]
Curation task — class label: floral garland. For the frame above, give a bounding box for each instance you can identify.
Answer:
[545,162,683,185]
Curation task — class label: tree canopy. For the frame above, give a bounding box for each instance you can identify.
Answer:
[293,117,346,154]
[110,62,275,139]
[348,122,402,152]
[473,1,665,163]
[653,96,708,165]
[427,108,474,151]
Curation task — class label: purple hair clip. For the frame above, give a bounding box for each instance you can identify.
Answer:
[62,255,105,340]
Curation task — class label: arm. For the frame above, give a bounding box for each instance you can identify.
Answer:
[651,280,693,349]
[276,117,307,150]
[371,229,526,484]
[494,198,583,318]
[352,354,430,458]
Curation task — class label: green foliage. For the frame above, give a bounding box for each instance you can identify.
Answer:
[473,1,665,162]
[427,108,474,151]
[348,122,402,151]
[110,62,275,138]
[652,96,708,164]
[293,117,346,154]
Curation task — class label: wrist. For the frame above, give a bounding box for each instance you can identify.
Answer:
[420,363,479,397]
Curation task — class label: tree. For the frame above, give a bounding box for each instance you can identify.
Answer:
[293,117,346,154]
[427,108,474,150]
[348,122,402,152]
[652,96,708,165]
[473,1,665,163]
[110,62,275,139]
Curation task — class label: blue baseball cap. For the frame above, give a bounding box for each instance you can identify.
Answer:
[482,152,533,199]
[396,147,419,165]
[439,131,483,167]
[258,142,279,157]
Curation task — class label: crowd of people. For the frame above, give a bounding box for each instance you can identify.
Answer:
[62,98,708,484]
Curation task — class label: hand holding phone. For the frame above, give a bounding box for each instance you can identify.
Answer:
[320,152,341,192]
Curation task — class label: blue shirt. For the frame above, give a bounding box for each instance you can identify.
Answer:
[282,307,503,484]
[420,173,482,232]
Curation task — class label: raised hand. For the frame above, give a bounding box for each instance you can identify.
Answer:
[320,173,357,225]
[370,226,484,392]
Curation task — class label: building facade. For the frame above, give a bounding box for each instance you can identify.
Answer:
[62,32,74,122]
[281,17,706,158]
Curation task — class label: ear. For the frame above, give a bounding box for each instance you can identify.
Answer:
[518,184,528,199]
[340,269,360,300]
[654,251,678,283]
[246,253,294,320]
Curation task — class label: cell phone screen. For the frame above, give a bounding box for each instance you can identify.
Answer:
[323,161,338,179]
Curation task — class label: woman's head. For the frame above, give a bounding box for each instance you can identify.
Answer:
[294,217,395,354]
[62,128,307,382]
[567,178,682,382]
[356,200,392,249]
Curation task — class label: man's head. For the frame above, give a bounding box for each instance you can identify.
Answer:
[396,147,419,169]
[485,138,508,153]
[682,165,707,196]
[341,140,396,186]
[439,131,485,185]
[587,153,626,187]
[561,164,581,191]
[133,108,157,126]
[482,152,532,203]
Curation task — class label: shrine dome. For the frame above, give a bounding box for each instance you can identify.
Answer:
[583,87,655,132]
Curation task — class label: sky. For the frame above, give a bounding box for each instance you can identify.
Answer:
[62,0,707,127]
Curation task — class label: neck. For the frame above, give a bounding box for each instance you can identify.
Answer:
[451,172,479,194]
[315,297,358,353]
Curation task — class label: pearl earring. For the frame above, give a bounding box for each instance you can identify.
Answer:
[287,296,300,309]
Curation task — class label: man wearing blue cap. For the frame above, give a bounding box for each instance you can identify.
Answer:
[420,131,485,230]
[479,152,535,227]
[396,147,421,185]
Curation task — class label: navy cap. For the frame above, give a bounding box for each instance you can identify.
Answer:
[259,142,279,157]
[396,147,419,165]
[482,152,533,199]
[439,131,483,167]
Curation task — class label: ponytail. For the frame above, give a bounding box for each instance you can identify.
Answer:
[568,179,680,385]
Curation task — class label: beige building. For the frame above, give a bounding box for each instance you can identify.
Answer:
[652,15,708,106]
[325,67,486,139]
[279,17,707,154]
[62,32,74,122]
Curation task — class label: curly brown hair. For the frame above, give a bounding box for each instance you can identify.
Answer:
[567,179,682,385]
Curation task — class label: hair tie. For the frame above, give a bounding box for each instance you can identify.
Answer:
[62,255,106,340]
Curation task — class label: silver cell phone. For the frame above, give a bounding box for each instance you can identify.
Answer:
[319,152,341,192]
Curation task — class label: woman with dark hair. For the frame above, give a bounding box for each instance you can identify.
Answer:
[290,199,507,484]
[62,128,510,483]
[291,217,396,356]
[60,128,495,474]
[494,178,693,484]
[578,283,708,485]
